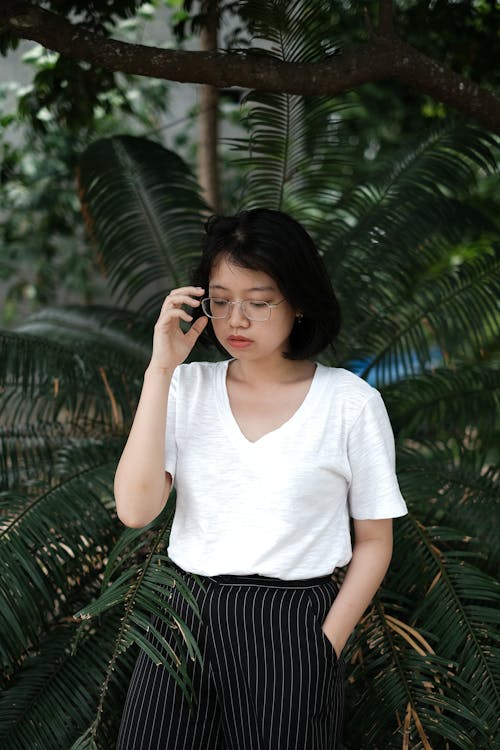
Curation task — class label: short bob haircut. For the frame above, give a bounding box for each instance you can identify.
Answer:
[190,208,342,360]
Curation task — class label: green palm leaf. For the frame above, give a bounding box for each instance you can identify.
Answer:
[0,613,129,750]
[397,439,500,574]
[77,135,208,316]
[0,328,143,428]
[15,305,152,365]
[0,465,116,674]
[1,419,125,494]
[341,251,500,385]
[324,122,496,279]
[70,508,207,747]
[344,517,500,748]
[318,125,497,360]
[226,0,351,220]
[0,421,68,492]
[383,364,500,441]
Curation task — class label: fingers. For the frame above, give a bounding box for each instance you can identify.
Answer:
[155,287,205,328]
[159,308,195,323]
[161,286,205,312]
[186,315,209,339]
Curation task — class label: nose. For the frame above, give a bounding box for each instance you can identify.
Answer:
[228,301,249,327]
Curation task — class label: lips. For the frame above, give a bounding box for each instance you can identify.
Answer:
[227,336,253,348]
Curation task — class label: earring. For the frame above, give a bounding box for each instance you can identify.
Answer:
[296,313,303,324]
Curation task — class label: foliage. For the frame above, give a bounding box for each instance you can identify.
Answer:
[397,0,500,88]
[78,136,208,315]
[0,1,146,122]
[0,11,173,325]
[2,0,499,324]
[1,1,499,748]
[175,0,500,181]
[0,121,101,324]
[2,118,498,747]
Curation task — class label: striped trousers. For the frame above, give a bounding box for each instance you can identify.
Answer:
[116,561,345,749]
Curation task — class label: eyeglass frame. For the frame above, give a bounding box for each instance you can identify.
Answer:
[201,297,287,322]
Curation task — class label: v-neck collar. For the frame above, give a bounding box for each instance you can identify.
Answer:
[215,358,325,448]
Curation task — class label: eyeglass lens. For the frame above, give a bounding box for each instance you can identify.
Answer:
[201,298,271,321]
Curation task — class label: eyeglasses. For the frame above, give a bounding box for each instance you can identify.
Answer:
[201,297,286,322]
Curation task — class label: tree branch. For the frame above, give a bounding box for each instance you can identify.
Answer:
[2,1,500,134]
[391,38,499,134]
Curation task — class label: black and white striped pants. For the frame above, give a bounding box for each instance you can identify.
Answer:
[116,561,345,749]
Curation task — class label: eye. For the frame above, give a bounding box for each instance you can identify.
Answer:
[247,301,268,309]
[211,298,228,307]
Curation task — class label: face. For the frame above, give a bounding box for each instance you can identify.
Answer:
[207,255,298,363]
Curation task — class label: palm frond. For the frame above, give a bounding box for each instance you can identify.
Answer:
[0,464,117,673]
[226,0,351,220]
[395,519,500,738]
[0,613,129,750]
[0,422,68,493]
[71,506,208,746]
[397,440,500,574]
[239,0,339,59]
[339,251,499,385]
[15,306,153,365]
[347,616,489,749]
[317,125,497,356]
[323,122,497,280]
[382,363,500,441]
[1,421,123,493]
[78,135,208,316]
[344,516,500,747]
[0,329,143,428]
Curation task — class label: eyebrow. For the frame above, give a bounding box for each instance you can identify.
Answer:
[209,284,276,292]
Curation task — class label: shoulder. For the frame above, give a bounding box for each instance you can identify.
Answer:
[169,360,227,408]
[173,358,228,385]
[317,363,379,399]
[315,363,383,420]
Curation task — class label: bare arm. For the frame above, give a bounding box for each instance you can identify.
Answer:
[114,286,208,528]
[114,365,176,528]
[321,518,393,659]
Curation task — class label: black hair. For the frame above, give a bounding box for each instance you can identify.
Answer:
[190,208,341,360]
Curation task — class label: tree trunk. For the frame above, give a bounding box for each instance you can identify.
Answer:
[197,1,220,213]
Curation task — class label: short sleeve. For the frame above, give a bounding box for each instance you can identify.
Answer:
[347,391,408,520]
[164,366,179,482]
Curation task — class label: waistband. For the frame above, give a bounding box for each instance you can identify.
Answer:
[168,560,334,589]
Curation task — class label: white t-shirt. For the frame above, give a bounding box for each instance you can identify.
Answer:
[165,359,408,580]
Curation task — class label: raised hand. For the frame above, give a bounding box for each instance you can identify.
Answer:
[149,286,208,369]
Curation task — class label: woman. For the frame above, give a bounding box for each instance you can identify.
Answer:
[115,209,408,749]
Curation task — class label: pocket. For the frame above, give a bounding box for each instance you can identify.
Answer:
[317,620,339,663]
[306,583,339,665]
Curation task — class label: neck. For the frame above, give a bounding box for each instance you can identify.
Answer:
[228,356,315,387]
